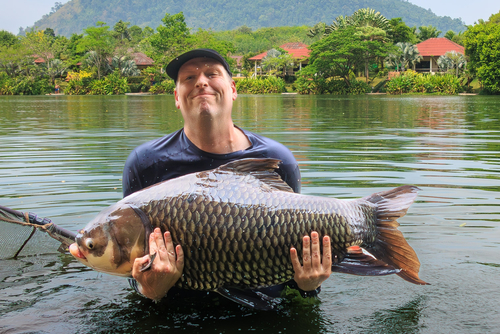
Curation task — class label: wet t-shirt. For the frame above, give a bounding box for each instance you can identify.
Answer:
[122,127,301,197]
[123,127,306,303]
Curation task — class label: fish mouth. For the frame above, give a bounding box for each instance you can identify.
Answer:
[69,243,87,261]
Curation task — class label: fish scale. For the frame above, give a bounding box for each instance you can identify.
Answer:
[142,188,367,290]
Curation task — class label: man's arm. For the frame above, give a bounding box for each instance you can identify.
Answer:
[131,228,184,301]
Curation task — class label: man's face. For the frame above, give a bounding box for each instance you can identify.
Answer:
[174,57,237,121]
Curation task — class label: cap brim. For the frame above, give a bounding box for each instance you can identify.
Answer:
[166,49,232,82]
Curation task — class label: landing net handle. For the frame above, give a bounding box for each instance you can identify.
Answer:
[0,205,76,259]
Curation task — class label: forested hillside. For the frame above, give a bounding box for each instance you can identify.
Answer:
[26,0,465,37]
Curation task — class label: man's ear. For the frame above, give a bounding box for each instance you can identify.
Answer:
[174,88,181,109]
[231,80,237,101]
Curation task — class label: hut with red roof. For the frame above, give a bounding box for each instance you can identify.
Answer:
[248,42,310,76]
[415,38,465,73]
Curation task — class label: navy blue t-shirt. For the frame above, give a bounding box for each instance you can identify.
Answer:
[122,127,301,197]
[123,127,310,303]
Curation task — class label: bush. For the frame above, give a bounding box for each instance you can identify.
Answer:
[235,76,286,94]
[65,70,130,95]
[0,73,53,95]
[386,70,464,95]
[89,70,130,95]
[149,79,175,94]
[295,75,370,95]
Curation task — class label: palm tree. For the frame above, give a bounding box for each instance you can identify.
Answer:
[325,8,390,35]
[399,42,422,71]
[438,51,466,76]
[44,59,68,85]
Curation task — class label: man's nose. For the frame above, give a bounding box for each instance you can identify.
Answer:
[195,73,209,87]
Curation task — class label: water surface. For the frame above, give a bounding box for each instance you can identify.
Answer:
[1,94,499,333]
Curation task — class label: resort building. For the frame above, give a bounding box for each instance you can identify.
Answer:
[415,38,465,73]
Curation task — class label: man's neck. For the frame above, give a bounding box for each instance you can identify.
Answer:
[184,121,251,154]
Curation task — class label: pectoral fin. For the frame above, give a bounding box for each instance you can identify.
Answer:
[139,252,157,272]
[332,246,400,276]
[216,287,282,311]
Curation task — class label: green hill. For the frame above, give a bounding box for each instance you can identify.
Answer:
[27,0,466,37]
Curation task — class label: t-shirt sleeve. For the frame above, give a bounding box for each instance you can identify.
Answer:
[122,149,143,197]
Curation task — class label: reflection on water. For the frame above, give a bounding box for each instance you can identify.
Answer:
[1,95,499,333]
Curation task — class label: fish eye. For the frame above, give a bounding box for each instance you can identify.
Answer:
[85,238,94,250]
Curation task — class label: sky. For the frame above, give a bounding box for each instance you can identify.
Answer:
[0,0,498,35]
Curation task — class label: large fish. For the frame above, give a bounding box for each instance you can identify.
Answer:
[70,158,427,308]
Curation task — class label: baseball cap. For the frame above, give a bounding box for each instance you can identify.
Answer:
[166,49,232,82]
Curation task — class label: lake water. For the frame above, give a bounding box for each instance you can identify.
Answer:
[0,94,499,333]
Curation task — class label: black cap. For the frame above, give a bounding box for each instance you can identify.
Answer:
[166,49,232,82]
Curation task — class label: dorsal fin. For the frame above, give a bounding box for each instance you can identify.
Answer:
[217,158,294,193]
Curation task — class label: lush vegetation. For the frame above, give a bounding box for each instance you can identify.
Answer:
[385,70,463,94]
[235,76,286,94]
[2,8,500,96]
[25,0,465,38]
[464,12,500,94]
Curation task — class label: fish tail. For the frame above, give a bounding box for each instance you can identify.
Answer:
[363,185,428,285]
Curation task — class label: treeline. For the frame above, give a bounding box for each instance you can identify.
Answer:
[294,8,500,95]
[1,9,499,96]
[25,0,465,37]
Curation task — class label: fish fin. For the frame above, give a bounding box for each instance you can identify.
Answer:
[217,158,294,193]
[139,252,156,272]
[332,246,400,276]
[363,186,429,285]
[216,287,281,311]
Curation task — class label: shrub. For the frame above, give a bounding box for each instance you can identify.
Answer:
[386,70,463,94]
[0,73,53,95]
[65,70,130,95]
[235,76,286,94]
[149,79,175,94]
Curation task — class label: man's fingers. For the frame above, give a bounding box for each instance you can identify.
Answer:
[290,247,303,274]
[310,231,321,269]
[175,245,185,269]
[149,228,161,254]
[302,235,311,268]
[322,236,332,270]
[163,231,176,257]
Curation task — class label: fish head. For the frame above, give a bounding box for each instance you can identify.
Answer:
[69,203,149,277]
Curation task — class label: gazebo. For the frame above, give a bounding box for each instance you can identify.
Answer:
[415,38,465,73]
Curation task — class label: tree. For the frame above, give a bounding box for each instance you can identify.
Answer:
[314,8,392,81]
[324,8,390,35]
[147,12,192,64]
[0,30,19,47]
[43,58,68,84]
[437,51,466,76]
[0,43,30,77]
[113,20,131,41]
[464,14,500,93]
[417,25,442,41]
[444,30,455,40]
[77,22,114,79]
[387,18,417,44]
[308,26,368,85]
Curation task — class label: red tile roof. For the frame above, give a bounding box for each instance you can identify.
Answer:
[416,38,464,57]
[249,42,310,61]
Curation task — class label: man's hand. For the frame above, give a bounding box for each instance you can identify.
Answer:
[290,231,332,292]
[132,228,184,301]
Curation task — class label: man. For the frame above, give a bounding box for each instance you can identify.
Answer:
[122,49,331,305]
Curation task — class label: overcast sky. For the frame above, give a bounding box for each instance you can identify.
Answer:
[0,0,498,35]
